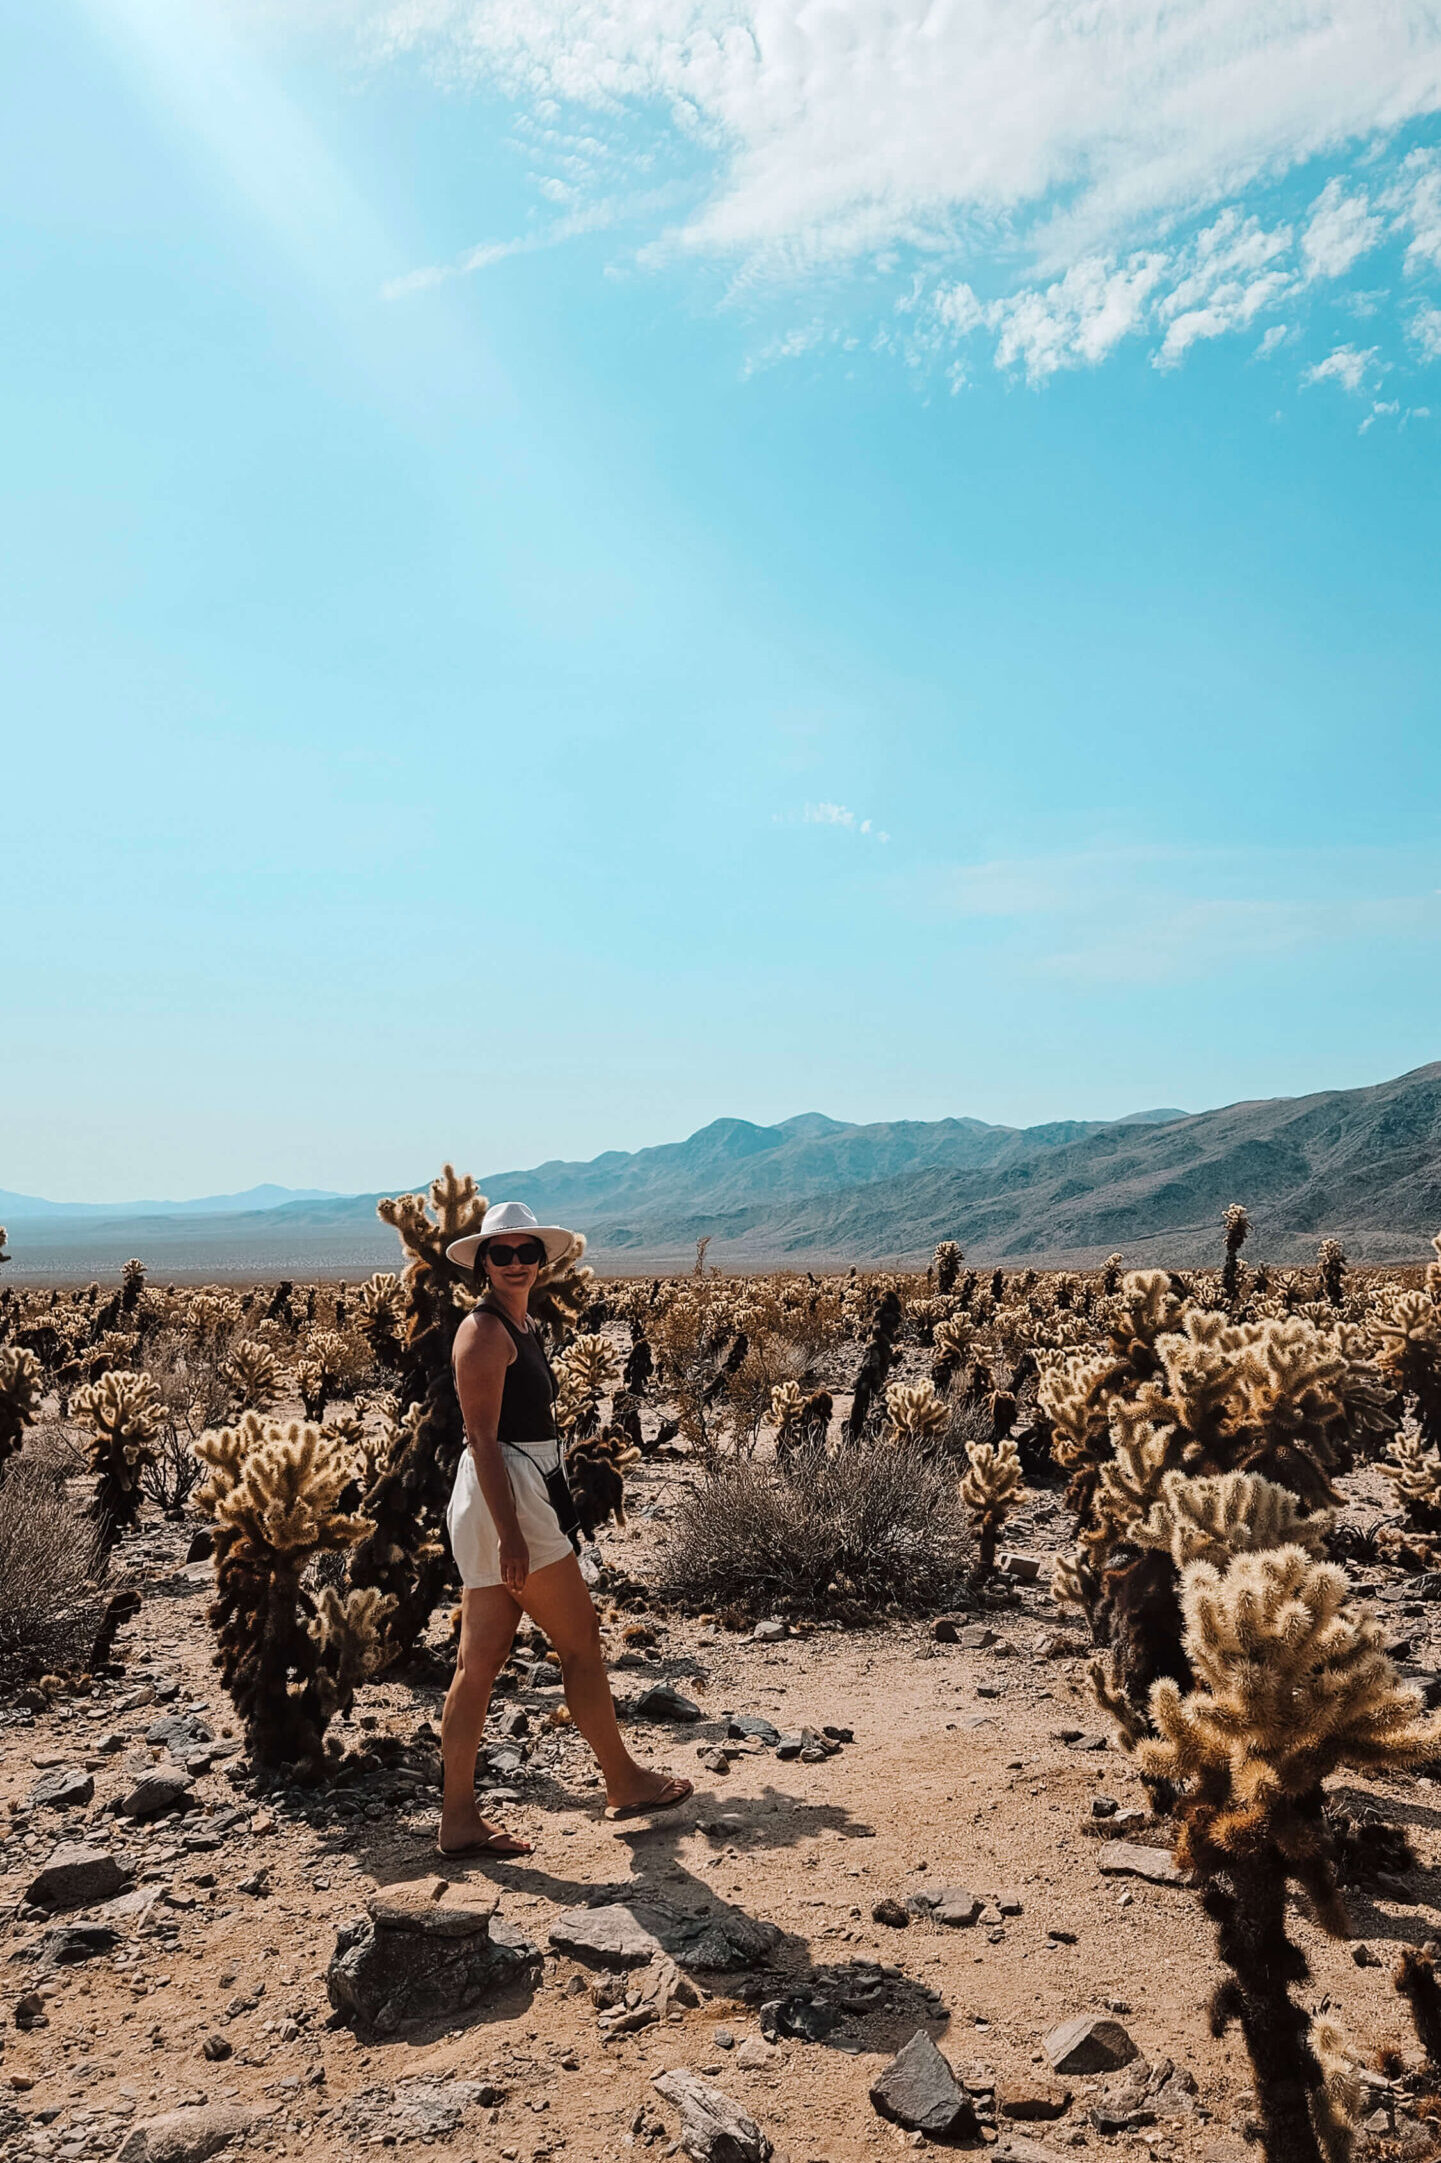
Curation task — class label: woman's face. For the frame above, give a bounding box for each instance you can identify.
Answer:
[482,1238,544,1297]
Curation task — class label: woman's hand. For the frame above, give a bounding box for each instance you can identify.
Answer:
[499,1529,530,1595]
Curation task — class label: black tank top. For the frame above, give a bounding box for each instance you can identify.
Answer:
[474,1300,558,1443]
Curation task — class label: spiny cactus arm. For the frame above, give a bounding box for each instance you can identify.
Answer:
[1136,1469,1332,1569]
[884,1379,948,1442]
[0,1344,43,1461]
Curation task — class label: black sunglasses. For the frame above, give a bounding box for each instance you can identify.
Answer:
[486,1240,545,1268]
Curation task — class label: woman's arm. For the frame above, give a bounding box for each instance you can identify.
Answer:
[454,1315,530,1594]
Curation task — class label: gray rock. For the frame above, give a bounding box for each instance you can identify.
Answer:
[760,1994,838,2043]
[908,1884,983,1927]
[932,1617,962,1643]
[774,1734,804,1760]
[38,1923,119,1967]
[870,2031,979,2138]
[1045,2016,1139,2076]
[727,1715,781,1746]
[146,1715,212,1754]
[652,2068,773,2163]
[1097,1842,1184,1886]
[25,1845,127,1912]
[995,2138,1081,2163]
[327,1905,538,2032]
[550,1904,666,1967]
[872,1898,910,1929]
[697,1747,731,1774]
[634,1684,703,1722]
[1090,1796,1118,1819]
[752,1621,790,1643]
[669,1909,780,1972]
[958,1626,1000,1650]
[116,2104,256,2163]
[121,1768,194,1820]
[30,1768,94,1810]
[388,2078,497,2137]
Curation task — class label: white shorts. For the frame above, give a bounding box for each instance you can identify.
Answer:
[446,1440,577,1591]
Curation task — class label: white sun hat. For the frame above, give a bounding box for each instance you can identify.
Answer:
[445,1199,580,1271]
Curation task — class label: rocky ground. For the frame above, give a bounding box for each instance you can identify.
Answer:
[4,1461,1441,2163]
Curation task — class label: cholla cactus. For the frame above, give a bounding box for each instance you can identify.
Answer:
[930,1315,970,1395]
[226,1338,280,1414]
[845,1289,903,1442]
[0,1345,42,1470]
[120,1259,146,1316]
[1101,1252,1124,1296]
[959,1435,1023,1575]
[554,1332,620,1440]
[73,1369,161,1555]
[349,1168,490,1652]
[933,1241,962,1295]
[295,1328,350,1422]
[1317,1237,1347,1309]
[1428,1229,1441,1306]
[1222,1205,1250,1306]
[883,1380,948,1447]
[1137,1537,1439,2163]
[1379,1429,1441,1530]
[1373,1291,1441,1450]
[354,1274,406,1370]
[194,1414,376,1767]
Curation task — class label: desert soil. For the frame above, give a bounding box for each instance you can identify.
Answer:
[3,1459,1440,2163]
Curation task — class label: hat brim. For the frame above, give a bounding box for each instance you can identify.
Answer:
[445,1226,581,1270]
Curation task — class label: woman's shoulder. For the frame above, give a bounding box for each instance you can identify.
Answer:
[455,1306,515,1361]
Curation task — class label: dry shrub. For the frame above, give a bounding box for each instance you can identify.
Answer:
[0,1458,106,1680]
[657,1432,971,1617]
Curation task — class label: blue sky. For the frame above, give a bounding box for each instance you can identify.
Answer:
[5,0,1441,1201]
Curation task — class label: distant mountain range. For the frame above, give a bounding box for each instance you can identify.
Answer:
[0,1184,338,1221]
[5,1063,1439,1281]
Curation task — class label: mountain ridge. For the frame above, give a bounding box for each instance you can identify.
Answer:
[4,1065,1437,1280]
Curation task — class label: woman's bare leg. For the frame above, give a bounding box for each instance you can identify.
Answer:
[440,1587,530,1854]
[521,1554,692,1811]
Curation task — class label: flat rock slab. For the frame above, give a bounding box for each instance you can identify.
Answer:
[26,1846,127,1912]
[30,1768,94,1810]
[368,1877,498,1938]
[995,2139,1078,2163]
[549,1902,778,1974]
[1045,2017,1139,2076]
[116,2105,256,2163]
[653,2068,773,2163]
[870,2031,979,2139]
[1098,1842,1184,1886]
[121,1769,194,1820]
[550,1905,666,1968]
[387,2079,499,2137]
[727,1716,781,1746]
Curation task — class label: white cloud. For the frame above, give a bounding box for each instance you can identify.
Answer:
[235,0,1441,388]
[1302,342,1380,393]
[793,802,890,840]
[1411,302,1441,360]
[328,1,1441,273]
[1301,178,1383,279]
[1255,324,1289,358]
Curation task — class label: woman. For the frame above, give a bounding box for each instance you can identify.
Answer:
[438,1200,692,1857]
